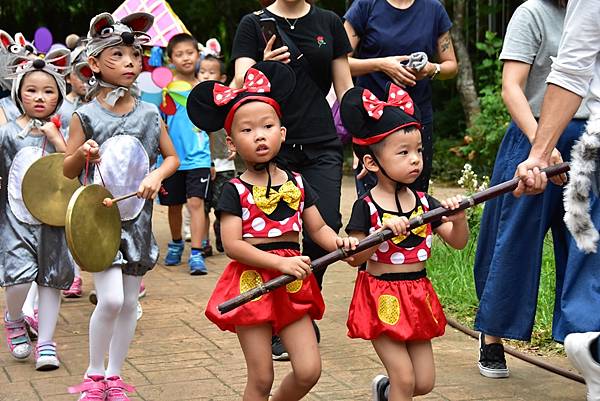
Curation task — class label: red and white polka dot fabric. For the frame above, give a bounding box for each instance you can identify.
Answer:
[213,67,272,106]
[231,173,305,239]
[361,84,415,120]
[364,192,433,265]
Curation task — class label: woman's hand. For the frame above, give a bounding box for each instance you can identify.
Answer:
[379,56,416,87]
[263,35,290,63]
[410,62,437,81]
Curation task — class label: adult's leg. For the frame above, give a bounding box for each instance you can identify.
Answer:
[297,140,343,288]
[411,122,433,192]
[272,316,321,401]
[236,324,275,401]
[105,274,143,378]
[86,267,125,376]
[371,335,415,401]
[474,123,548,341]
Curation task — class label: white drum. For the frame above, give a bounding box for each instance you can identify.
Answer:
[94,135,149,221]
[9,146,42,225]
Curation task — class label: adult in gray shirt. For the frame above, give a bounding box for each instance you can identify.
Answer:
[473,0,589,379]
[515,0,600,398]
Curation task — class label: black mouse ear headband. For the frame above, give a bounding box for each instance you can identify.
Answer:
[187,60,295,135]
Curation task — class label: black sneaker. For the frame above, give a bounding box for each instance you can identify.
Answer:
[478,332,509,378]
[371,374,389,401]
[272,335,289,361]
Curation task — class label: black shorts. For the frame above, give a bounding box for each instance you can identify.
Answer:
[158,168,211,206]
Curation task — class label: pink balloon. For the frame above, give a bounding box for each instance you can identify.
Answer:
[34,27,53,53]
[151,67,173,88]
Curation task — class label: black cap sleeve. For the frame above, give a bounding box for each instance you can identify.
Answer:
[216,182,242,218]
[345,197,372,235]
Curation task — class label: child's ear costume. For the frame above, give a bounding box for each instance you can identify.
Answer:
[187,60,295,193]
[5,49,70,138]
[341,83,422,212]
[0,30,37,92]
[84,12,154,106]
[186,60,295,134]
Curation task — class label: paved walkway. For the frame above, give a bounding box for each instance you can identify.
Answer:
[0,178,587,400]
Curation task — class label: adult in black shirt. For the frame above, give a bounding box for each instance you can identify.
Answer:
[232,0,353,289]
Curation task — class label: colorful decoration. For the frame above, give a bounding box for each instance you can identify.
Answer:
[137,71,162,105]
[33,27,53,53]
[113,0,190,48]
[200,38,221,58]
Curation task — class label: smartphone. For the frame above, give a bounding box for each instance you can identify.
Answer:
[259,17,284,49]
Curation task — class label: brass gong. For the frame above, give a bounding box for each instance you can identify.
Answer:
[22,153,81,227]
[65,184,121,272]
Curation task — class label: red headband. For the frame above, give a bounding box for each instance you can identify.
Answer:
[213,67,282,134]
[223,96,282,135]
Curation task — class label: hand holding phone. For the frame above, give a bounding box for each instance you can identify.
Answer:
[260,17,284,50]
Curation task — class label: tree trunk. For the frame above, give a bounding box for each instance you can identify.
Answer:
[452,0,481,128]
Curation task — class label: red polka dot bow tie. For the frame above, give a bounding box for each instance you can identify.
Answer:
[362,84,415,120]
[213,68,272,106]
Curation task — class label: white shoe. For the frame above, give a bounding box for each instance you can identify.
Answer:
[565,332,600,401]
[35,342,60,371]
[371,374,389,401]
[136,301,143,321]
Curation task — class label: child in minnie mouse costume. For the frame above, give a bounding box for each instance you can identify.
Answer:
[188,60,358,401]
[342,84,469,401]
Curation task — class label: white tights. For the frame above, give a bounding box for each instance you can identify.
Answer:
[5,283,61,344]
[87,267,142,378]
[22,282,38,317]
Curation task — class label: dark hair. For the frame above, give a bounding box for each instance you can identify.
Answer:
[166,33,199,58]
[202,54,226,75]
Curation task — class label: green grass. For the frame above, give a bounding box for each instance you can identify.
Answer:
[427,228,564,355]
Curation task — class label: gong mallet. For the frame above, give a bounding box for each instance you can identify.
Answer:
[102,192,138,208]
[217,162,570,314]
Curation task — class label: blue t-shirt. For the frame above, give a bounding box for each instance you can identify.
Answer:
[160,90,211,170]
[345,0,452,123]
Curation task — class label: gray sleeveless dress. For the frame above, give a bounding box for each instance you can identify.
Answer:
[75,99,162,276]
[0,121,75,289]
[0,97,21,123]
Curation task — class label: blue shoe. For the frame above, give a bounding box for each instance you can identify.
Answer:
[189,253,207,275]
[164,241,184,266]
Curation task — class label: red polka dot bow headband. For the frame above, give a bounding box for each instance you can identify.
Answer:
[362,84,415,120]
[213,68,272,105]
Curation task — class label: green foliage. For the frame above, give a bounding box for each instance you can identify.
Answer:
[458,31,511,176]
[428,230,560,352]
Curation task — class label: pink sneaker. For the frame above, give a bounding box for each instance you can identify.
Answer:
[105,376,135,401]
[68,375,106,400]
[24,309,38,340]
[4,312,32,359]
[63,276,83,298]
[138,281,146,299]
